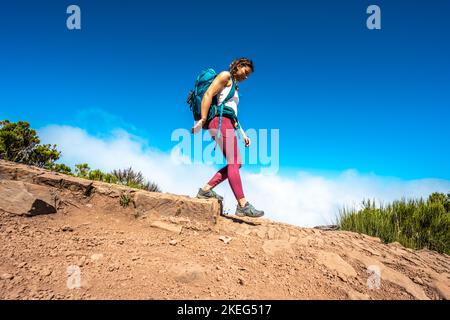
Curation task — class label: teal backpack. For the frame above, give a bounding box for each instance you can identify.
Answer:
[187,68,240,139]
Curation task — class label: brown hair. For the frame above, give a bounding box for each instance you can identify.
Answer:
[228,58,254,89]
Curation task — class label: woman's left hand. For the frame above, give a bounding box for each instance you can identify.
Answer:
[191,119,204,134]
[243,135,251,147]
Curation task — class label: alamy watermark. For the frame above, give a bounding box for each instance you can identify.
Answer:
[66,5,81,30]
[65,5,380,31]
[367,5,381,30]
[66,265,81,289]
[171,127,280,174]
[367,265,381,289]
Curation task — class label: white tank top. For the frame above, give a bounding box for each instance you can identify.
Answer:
[216,83,239,116]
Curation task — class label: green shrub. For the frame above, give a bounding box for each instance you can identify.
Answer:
[49,163,73,175]
[120,193,132,208]
[75,163,90,178]
[338,193,450,254]
[0,120,60,168]
[111,167,161,192]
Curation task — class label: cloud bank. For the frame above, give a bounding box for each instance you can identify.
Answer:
[38,125,450,227]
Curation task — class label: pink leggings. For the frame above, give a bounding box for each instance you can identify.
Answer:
[206,116,245,200]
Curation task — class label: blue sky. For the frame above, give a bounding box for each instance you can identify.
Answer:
[1,0,449,181]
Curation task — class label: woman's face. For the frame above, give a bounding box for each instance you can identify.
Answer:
[235,65,253,81]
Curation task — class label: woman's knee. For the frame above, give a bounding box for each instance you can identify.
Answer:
[228,163,241,173]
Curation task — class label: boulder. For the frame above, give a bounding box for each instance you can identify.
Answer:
[33,173,93,195]
[134,191,220,225]
[0,180,58,216]
[0,160,45,182]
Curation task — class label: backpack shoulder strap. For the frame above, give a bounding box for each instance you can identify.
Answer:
[222,76,236,105]
[215,77,238,139]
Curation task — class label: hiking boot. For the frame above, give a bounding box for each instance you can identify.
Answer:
[196,188,224,201]
[235,202,264,218]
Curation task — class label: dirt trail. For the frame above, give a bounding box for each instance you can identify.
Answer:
[0,160,449,300]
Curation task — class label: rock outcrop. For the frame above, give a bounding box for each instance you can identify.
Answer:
[0,159,221,227]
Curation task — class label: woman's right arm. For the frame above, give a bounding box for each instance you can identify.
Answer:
[191,71,231,133]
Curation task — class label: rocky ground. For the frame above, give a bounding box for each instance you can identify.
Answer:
[0,159,449,300]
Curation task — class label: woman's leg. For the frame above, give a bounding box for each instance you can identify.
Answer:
[207,117,245,201]
[203,117,263,217]
[205,166,228,189]
[204,117,228,189]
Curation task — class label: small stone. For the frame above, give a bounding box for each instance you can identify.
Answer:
[40,268,52,277]
[150,221,182,234]
[117,240,125,245]
[1,273,14,280]
[76,256,87,267]
[108,265,119,272]
[91,253,104,262]
[61,226,74,232]
[238,277,245,286]
[169,239,178,246]
[5,227,15,234]
[337,274,348,283]
[413,276,424,285]
[219,236,232,244]
[65,251,76,257]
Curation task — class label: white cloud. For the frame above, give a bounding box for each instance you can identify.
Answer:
[38,125,450,228]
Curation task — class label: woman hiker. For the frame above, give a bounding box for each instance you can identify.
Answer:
[191,58,264,218]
